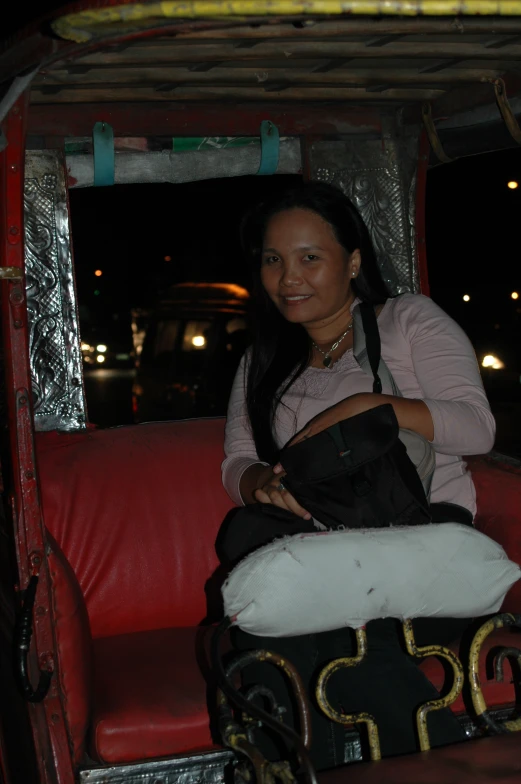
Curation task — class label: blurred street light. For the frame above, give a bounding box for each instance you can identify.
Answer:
[463,294,470,302]
[96,355,105,364]
[94,269,103,277]
[482,354,505,370]
[96,344,107,353]
[508,181,519,189]
[192,335,206,347]
[512,292,519,300]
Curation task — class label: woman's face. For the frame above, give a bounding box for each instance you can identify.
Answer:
[260,207,360,328]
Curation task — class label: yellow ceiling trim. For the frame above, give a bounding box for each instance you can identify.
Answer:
[52,0,521,43]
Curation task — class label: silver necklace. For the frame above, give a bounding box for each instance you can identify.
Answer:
[312,322,353,368]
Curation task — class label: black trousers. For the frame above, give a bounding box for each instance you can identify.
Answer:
[232,617,468,771]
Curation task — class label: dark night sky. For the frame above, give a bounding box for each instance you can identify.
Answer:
[69,148,521,357]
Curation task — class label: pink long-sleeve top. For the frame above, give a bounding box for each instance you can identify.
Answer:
[222,293,496,516]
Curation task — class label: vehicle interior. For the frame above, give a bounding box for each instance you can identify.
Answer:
[2,3,521,783]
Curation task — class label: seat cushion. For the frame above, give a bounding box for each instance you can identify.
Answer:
[90,626,218,763]
[468,454,521,613]
[89,622,518,765]
[223,525,520,637]
[419,628,518,714]
[319,733,521,784]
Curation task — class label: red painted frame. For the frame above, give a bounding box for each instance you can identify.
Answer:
[27,103,383,139]
[0,97,75,784]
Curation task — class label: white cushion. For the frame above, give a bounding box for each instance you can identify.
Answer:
[222,524,521,637]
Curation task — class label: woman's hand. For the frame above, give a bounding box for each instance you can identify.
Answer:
[239,463,312,519]
[254,469,312,520]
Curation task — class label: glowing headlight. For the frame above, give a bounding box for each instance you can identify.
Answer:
[96,355,105,364]
[81,342,91,351]
[482,354,505,370]
[192,335,206,347]
[96,344,107,353]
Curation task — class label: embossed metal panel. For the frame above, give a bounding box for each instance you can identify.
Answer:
[310,121,420,296]
[78,749,234,784]
[24,151,87,430]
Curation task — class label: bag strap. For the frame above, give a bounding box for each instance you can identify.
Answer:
[352,300,435,498]
[358,302,382,394]
[352,301,402,398]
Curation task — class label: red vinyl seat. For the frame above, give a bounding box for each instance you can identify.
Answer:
[34,422,521,769]
[36,420,235,765]
[91,627,217,763]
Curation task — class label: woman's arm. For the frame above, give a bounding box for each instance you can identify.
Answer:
[222,354,269,505]
[395,293,495,455]
[283,295,495,455]
[289,393,433,444]
[222,354,311,517]
[285,393,433,448]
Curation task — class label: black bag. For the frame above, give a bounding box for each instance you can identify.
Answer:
[277,402,430,531]
[217,403,431,566]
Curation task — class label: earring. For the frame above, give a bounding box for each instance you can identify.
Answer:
[352,271,356,277]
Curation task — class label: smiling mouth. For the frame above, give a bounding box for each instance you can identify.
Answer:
[281,295,312,304]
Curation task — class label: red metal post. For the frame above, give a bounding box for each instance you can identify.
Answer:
[0,96,75,784]
[415,129,430,296]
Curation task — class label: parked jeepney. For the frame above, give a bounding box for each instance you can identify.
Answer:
[133,281,250,421]
[1,2,521,783]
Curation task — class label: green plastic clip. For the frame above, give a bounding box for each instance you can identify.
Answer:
[93,122,115,187]
[257,120,280,176]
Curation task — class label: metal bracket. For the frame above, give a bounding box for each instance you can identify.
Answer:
[422,103,452,165]
[489,78,521,146]
[0,266,23,280]
[14,574,53,703]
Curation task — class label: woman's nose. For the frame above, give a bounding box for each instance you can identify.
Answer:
[280,261,303,287]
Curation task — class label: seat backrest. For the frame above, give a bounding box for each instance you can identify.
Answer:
[36,419,235,639]
[468,454,521,612]
[36,425,521,641]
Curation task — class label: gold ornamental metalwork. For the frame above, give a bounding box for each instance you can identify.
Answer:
[468,613,521,734]
[315,627,381,761]
[402,619,465,752]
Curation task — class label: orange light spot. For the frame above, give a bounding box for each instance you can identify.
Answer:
[94,269,103,277]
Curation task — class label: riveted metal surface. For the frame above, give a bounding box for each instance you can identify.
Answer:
[24,150,87,431]
[310,121,420,296]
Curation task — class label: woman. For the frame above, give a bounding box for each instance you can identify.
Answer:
[221,182,495,769]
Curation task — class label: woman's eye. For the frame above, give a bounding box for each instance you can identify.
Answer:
[304,254,319,261]
[263,255,280,265]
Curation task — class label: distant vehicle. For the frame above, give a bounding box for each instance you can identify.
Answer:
[133,282,250,421]
[80,334,134,370]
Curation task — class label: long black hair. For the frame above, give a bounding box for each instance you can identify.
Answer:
[242,181,390,464]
